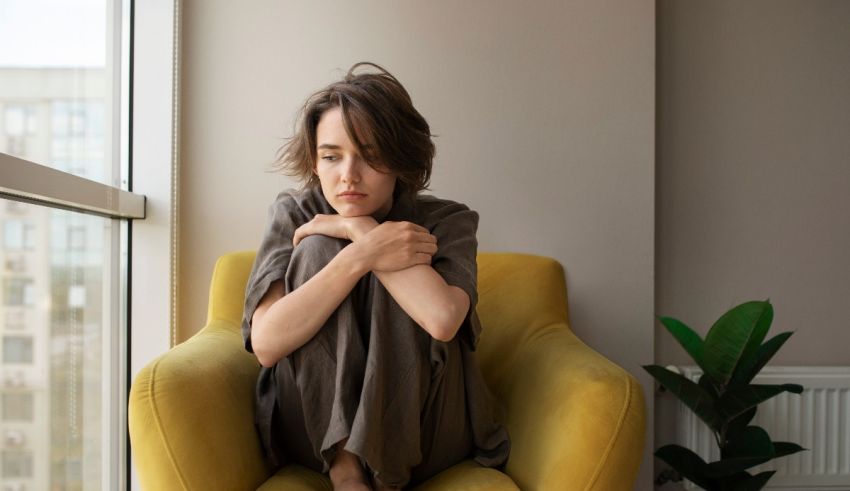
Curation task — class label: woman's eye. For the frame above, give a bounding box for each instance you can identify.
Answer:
[321,155,337,161]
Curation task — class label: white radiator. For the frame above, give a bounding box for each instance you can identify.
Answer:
[675,366,850,490]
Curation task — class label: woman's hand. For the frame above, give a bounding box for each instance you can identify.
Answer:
[351,221,438,272]
[292,214,378,247]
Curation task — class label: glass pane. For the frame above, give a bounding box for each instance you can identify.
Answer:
[0,197,118,490]
[0,0,118,187]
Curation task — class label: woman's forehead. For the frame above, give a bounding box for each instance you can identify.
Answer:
[317,107,377,150]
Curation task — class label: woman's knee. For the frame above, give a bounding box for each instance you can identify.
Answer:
[288,235,347,278]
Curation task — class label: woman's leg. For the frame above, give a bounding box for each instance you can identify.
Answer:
[344,273,475,489]
[272,235,372,481]
[272,234,473,488]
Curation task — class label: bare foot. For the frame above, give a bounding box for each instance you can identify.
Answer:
[333,476,371,491]
[329,439,371,491]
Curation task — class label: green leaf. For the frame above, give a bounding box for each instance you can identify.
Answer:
[643,365,720,430]
[654,444,713,490]
[699,373,721,399]
[727,470,776,491]
[725,407,757,445]
[772,441,807,459]
[708,426,775,476]
[731,331,794,385]
[659,316,706,367]
[703,301,774,385]
[726,426,775,458]
[717,384,804,421]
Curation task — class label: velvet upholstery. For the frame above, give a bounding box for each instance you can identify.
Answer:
[129,251,646,490]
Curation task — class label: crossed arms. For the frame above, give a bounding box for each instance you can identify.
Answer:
[250,214,470,367]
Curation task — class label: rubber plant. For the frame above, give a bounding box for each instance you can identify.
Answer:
[643,300,807,490]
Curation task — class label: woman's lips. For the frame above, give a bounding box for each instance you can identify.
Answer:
[338,193,366,201]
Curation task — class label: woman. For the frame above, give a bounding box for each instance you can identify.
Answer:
[241,62,509,490]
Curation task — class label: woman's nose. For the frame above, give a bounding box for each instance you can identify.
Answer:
[340,158,361,183]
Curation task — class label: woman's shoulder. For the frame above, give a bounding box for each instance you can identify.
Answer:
[415,193,474,212]
[414,193,479,227]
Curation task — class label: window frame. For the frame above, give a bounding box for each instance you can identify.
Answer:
[127,0,181,489]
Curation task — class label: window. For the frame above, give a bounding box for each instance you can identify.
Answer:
[2,221,35,250]
[1,393,33,421]
[2,336,33,364]
[3,429,26,447]
[5,256,27,273]
[3,371,27,389]
[0,1,143,489]
[1,450,33,478]
[3,104,38,158]
[2,278,34,307]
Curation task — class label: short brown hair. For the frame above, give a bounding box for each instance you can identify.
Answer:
[273,62,434,197]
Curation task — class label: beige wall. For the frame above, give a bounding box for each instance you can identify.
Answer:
[656,0,850,487]
[179,1,655,489]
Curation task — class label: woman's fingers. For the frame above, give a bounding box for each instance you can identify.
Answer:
[417,241,438,255]
[416,252,433,264]
[292,226,306,247]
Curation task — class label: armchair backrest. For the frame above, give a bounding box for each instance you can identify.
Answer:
[206,250,257,328]
[474,253,572,389]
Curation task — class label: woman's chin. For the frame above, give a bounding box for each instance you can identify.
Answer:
[333,206,373,218]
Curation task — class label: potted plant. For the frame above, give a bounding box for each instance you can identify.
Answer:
[643,300,807,490]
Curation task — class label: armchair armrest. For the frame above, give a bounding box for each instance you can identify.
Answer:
[499,324,646,491]
[129,320,270,491]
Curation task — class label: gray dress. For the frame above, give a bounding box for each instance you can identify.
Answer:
[241,186,510,488]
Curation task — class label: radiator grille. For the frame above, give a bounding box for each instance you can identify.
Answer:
[676,366,850,490]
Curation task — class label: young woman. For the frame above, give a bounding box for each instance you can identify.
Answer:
[241,62,509,490]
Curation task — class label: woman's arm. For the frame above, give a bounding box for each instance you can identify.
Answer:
[343,216,472,342]
[373,267,471,342]
[250,245,368,367]
[251,218,438,367]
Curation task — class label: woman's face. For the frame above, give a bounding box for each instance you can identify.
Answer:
[314,107,397,219]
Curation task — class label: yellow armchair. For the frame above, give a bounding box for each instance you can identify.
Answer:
[129,252,646,490]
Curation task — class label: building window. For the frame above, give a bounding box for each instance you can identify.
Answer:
[2,279,34,307]
[3,371,27,389]
[4,256,27,273]
[3,430,26,448]
[4,201,28,215]
[3,104,38,158]
[1,450,33,478]
[2,336,33,364]
[2,221,35,250]
[1,393,34,421]
[4,105,38,137]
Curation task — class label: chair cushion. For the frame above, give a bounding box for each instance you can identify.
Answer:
[257,464,332,491]
[256,460,519,490]
[413,460,520,490]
